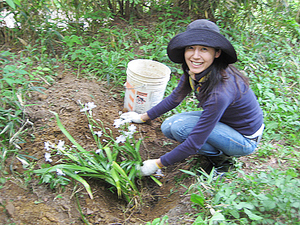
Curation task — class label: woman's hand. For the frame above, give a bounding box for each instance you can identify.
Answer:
[120,112,149,123]
[140,159,163,176]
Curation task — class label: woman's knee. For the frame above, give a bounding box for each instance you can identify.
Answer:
[161,119,189,142]
[161,118,172,134]
[161,111,202,141]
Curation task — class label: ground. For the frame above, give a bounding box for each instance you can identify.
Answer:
[0,72,200,225]
[0,72,279,225]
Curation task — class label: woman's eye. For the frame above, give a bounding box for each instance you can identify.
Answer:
[201,47,208,51]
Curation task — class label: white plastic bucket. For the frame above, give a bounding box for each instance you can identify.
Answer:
[124,59,171,114]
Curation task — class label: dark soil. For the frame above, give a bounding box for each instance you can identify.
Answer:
[0,72,277,225]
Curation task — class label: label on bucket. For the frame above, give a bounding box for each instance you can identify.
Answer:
[135,91,148,113]
[124,82,151,113]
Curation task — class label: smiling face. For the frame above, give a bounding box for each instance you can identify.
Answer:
[184,45,221,75]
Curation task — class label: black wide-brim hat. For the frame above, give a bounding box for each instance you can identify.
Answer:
[167,19,237,64]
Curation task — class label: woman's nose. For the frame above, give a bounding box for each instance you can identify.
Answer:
[192,49,202,58]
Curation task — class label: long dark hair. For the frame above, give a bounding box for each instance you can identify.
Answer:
[183,52,250,106]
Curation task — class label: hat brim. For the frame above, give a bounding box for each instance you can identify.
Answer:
[167,29,237,64]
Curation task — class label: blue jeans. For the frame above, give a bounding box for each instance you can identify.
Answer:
[161,111,258,157]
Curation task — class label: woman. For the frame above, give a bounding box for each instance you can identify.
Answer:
[121,19,264,176]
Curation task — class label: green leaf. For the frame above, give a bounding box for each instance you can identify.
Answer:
[0,177,6,184]
[33,164,98,175]
[14,0,20,6]
[41,174,53,183]
[236,202,254,210]
[192,215,205,224]
[150,218,161,225]
[262,200,276,210]
[291,201,300,208]
[103,147,113,162]
[244,208,263,221]
[5,0,15,9]
[229,209,240,219]
[150,175,162,187]
[51,111,86,153]
[112,161,138,192]
[63,169,93,199]
[210,212,225,223]
[190,193,205,207]
[33,164,97,199]
[160,215,169,224]
[179,169,197,176]
[110,167,121,197]
[34,200,43,204]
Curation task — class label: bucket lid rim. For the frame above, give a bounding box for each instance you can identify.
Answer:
[128,59,170,68]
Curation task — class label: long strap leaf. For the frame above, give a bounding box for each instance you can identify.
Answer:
[34,164,93,199]
[33,164,98,174]
[51,111,87,153]
[63,170,93,199]
[112,161,138,193]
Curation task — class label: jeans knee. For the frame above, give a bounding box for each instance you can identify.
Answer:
[170,124,190,143]
[161,119,174,140]
[161,119,170,131]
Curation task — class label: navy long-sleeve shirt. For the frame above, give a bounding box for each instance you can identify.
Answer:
[147,67,264,166]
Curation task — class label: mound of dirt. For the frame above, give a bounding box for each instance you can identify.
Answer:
[0,73,200,224]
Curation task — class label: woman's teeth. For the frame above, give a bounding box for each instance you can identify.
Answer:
[192,62,203,66]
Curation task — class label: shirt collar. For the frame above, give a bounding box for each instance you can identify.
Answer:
[186,65,213,82]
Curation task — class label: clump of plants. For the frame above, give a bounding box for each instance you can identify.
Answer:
[30,102,161,206]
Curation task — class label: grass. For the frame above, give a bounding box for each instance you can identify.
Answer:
[1,0,299,223]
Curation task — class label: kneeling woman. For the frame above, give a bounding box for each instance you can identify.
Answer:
[121,19,264,176]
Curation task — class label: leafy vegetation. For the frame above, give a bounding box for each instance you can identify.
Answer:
[181,167,300,224]
[1,0,299,224]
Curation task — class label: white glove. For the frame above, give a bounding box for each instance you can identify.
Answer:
[120,112,145,123]
[140,159,160,176]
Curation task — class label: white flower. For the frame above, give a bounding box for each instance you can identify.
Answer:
[94,131,103,137]
[45,152,52,162]
[96,149,102,154]
[128,124,137,133]
[56,168,65,176]
[113,119,125,128]
[116,135,126,143]
[44,141,51,151]
[123,131,133,139]
[86,102,97,110]
[57,140,65,151]
[80,102,97,112]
